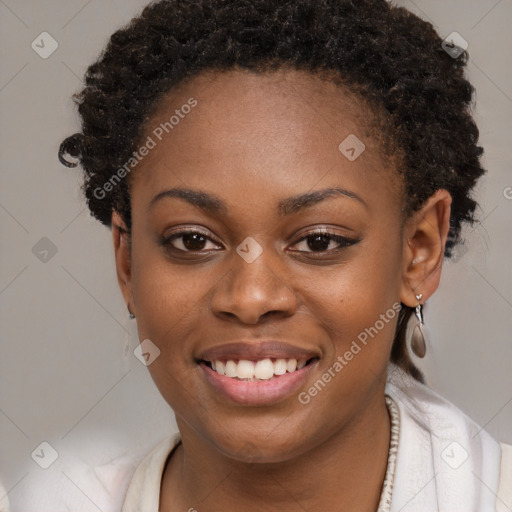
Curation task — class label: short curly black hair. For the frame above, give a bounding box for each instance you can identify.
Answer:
[58,0,486,381]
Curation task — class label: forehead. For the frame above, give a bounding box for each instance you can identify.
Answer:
[131,68,403,214]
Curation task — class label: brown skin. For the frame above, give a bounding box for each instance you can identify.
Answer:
[112,69,451,511]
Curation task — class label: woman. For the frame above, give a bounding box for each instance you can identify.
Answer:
[57,0,511,510]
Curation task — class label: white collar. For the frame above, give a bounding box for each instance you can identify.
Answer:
[385,365,502,511]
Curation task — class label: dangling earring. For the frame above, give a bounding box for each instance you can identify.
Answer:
[127,305,135,320]
[409,293,426,358]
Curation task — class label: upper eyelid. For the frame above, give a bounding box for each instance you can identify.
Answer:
[165,227,347,239]
[289,226,357,243]
[164,226,218,240]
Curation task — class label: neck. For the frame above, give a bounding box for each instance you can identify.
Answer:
[161,393,391,511]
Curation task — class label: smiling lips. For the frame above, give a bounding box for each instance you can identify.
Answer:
[197,341,319,405]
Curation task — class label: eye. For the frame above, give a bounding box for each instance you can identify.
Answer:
[290,230,359,253]
[162,230,222,253]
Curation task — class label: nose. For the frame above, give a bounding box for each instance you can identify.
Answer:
[210,248,298,325]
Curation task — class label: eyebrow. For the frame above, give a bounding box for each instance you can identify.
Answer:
[277,187,366,215]
[148,188,227,215]
[148,186,366,216]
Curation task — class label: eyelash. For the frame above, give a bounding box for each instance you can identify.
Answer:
[161,228,360,256]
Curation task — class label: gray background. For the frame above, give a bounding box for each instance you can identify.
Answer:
[1,0,511,506]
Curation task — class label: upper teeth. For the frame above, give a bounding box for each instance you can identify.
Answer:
[211,358,307,380]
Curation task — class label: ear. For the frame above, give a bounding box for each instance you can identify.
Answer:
[112,210,135,316]
[400,189,452,307]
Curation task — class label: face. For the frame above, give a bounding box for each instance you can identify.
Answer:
[119,69,409,463]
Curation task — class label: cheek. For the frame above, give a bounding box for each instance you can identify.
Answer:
[130,234,211,342]
[129,236,212,403]
[292,254,402,432]
[304,235,403,361]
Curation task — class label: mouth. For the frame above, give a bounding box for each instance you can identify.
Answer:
[199,357,318,381]
[196,341,320,405]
